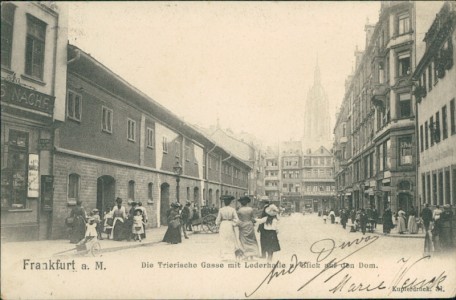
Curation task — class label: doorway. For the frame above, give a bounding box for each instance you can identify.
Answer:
[160,183,170,225]
[398,193,412,213]
[96,175,116,219]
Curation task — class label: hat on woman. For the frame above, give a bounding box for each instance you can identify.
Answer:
[134,207,143,214]
[171,202,181,208]
[92,208,99,213]
[239,196,251,204]
[265,204,279,217]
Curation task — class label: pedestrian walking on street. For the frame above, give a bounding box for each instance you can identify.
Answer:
[237,196,259,260]
[359,209,368,235]
[433,205,443,222]
[69,200,87,244]
[256,204,281,261]
[408,206,418,234]
[421,203,433,232]
[382,207,394,235]
[323,210,328,224]
[111,197,127,241]
[126,201,138,241]
[439,204,454,251]
[181,202,191,239]
[215,195,239,261]
[132,208,145,242]
[329,209,335,224]
[136,201,148,239]
[258,199,271,258]
[340,208,348,229]
[397,208,407,234]
[163,202,182,244]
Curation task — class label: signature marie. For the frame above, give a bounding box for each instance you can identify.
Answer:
[245,235,447,297]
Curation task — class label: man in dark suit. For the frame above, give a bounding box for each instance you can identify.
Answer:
[421,203,433,231]
[258,200,271,258]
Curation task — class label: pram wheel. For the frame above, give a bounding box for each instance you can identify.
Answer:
[90,241,101,256]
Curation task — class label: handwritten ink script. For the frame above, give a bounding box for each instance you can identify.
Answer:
[245,235,447,297]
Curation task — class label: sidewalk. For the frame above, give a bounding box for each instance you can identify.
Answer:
[344,220,425,239]
[2,226,196,259]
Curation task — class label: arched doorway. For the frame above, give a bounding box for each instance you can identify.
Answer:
[398,192,412,213]
[194,187,199,205]
[216,189,220,207]
[160,183,170,225]
[96,175,116,218]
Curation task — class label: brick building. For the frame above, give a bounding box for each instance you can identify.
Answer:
[50,44,250,239]
[1,2,68,241]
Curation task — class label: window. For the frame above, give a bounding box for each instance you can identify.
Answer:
[1,130,28,209]
[127,119,136,141]
[398,93,411,118]
[397,12,410,35]
[397,53,410,77]
[425,121,429,149]
[422,72,427,94]
[342,123,346,136]
[386,139,391,170]
[444,170,450,205]
[67,90,82,121]
[422,174,426,203]
[1,3,15,68]
[399,136,412,165]
[128,180,135,200]
[451,99,455,135]
[427,173,431,205]
[435,111,440,143]
[68,174,80,204]
[174,141,180,158]
[430,116,434,146]
[438,172,444,205]
[101,106,113,133]
[148,182,153,201]
[420,125,424,152]
[442,106,448,140]
[428,64,433,92]
[25,15,46,79]
[432,173,437,205]
[185,146,190,161]
[162,136,168,153]
[146,128,155,148]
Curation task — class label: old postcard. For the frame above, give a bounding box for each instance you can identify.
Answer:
[1,1,455,299]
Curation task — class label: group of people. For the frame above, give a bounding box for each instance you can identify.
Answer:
[67,197,148,244]
[422,204,454,253]
[216,196,281,262]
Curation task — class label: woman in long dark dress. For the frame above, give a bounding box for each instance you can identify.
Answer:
[162,203,182,244]
[382,208,393,235]
[69,200,87,243]
[111,197,127,241]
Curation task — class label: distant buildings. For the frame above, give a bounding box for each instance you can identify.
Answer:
[333,1,445,216]
[412,2,456,210]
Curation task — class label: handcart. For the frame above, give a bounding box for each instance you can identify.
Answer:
[191,214,219,233]
[54,236,101,257]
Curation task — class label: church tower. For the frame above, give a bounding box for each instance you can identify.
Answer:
[303,58,331,151]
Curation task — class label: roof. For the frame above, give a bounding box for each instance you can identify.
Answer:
[67,44,251,170]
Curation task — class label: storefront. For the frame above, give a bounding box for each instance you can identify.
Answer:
[1,79,55,241]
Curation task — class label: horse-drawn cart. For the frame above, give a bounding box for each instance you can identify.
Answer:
[191,214,219,233]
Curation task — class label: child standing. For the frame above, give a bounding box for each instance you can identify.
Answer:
[132,208,145,242]
[256,204,281,261]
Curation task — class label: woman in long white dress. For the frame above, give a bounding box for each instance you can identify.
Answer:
[215,195,239,261]
[397,208,407,234]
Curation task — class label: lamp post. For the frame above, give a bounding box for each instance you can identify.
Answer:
[173,160,183,203]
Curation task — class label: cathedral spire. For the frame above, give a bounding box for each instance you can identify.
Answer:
[314,54,321,86]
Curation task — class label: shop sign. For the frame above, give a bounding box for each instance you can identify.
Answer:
[1,80,55,115]
[27,154,39,198]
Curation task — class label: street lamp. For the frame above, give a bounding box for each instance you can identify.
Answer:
[173,159,183,203]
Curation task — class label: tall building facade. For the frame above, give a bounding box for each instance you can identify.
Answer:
[303,60,332,150]
[1,2,68,241]
[413,2,456,212]
[333,1,443,216]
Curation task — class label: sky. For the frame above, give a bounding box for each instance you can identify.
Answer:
[67,1,380,147]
